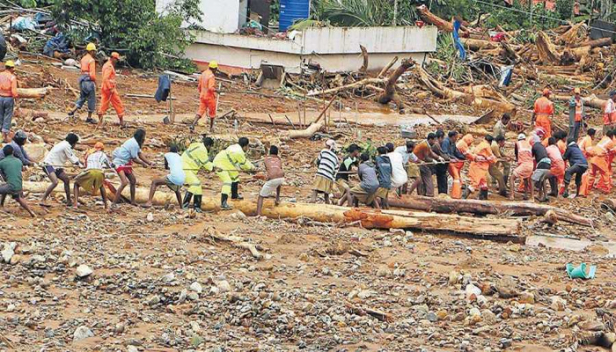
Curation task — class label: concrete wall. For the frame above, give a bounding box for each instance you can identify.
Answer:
[186,25,437,73]
[156,0,246,33]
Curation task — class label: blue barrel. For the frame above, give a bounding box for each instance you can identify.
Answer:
[279,0,310,31]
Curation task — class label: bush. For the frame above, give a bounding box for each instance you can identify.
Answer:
[51,0,202,70]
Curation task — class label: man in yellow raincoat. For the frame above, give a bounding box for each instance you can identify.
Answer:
[181,136,214,212]
[213,137,254,209]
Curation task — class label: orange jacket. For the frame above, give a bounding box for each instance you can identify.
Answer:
[534,96,554,118]
[590,136,615,158]
[81,54,96,82]
[0,70,18,98]
[470,140,496,170]
[198,69,216,101]
[456,134,474,158]
[573,98,583,122]
[556,140,566,155]
[578,135,593,157]
[101,60,117,92]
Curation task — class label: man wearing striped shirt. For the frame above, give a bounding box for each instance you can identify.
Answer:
[310,139,340,204]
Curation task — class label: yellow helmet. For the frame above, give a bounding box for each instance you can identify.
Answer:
[5,60,15,68]
[86,43,97,51]
[209,61,218,69]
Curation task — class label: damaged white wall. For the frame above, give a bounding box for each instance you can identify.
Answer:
[186,26,438,73]
[156,0,246,33]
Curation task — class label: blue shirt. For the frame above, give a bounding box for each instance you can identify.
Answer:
[165,152,185,186]
[112,138,141,166]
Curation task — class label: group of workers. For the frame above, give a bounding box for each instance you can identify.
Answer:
[2,45,616,216]
[0,123,289,217]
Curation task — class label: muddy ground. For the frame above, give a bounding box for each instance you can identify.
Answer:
[0,58,615,352]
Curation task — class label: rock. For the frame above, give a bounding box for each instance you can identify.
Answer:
[190,282,203,293]
[6,304,15,312]
[448,270,459,285]
[216,280,231,293]
[469,307,481,317]
[177,289,187,304]
[427,311,438,322]
[599,332,616,348]
[377,267,391,277]
[606,300,616,309]
[162,272,175,283]
[1,242,16,263]
[114,323,125,334]
[482,309,497,325]
[75,264,93,278]
[465,284,482,301]
[578,320,606,331]
[499,338,512,349]
[187,292,200,301]
[357,290,372,299]
[437,310,448,321]
[550,296,567,311]
[146,213,154,222]
[73,326,94,342]
[127,346,139,352]
[9,254,21,265]
[496,277,519,298]
[191,335,204,347]
[452,312,465,322]
[145,295,161,306]
[519,291,535,304]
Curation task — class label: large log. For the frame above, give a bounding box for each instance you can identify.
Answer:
[281,121,324,139]
[416,66,516,114]
[552,94,605,110]
[377,58,414,112]
[572,37,612,48]
[536,31,562,64]
[22,182,522,238]
[17,87,51,99]
[388,196,594,227]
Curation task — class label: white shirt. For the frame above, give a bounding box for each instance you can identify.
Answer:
[86,151,111,170]
[387,151,408,188]
[43,140,80,167]
[394,146,413,164]
[606,98,615,114]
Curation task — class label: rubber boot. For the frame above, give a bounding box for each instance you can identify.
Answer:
[220,194,232,210]
[193,195,203,213]
[231,182,243,200]
[478,189,489,200]
[182,192,193,209]
[548,177,558,197]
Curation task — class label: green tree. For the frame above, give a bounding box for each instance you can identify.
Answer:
[52,0,202,70]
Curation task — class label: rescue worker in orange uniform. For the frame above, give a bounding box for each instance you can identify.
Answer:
[587,129,616,194]
[532,88,555,139]
[603,91,616,136]
[568,87,584,141]
[97,52,125,128]
[190,61,219,133]
[0,60,18,143]
[577,128,596,196]
[68,43,97,123]
[452,134,474,199]
[510,133,534,200]
[546,137,565,196]
[463,135,496,200]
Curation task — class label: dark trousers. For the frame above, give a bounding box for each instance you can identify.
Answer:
[435,164,448,194]
[570,121,582,142]
[419,164,434,197]
[564,163,588,186]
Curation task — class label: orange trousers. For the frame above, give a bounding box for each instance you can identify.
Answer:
[99,89,125,118]
[448,162,464,199]
[589,159,611,194]
[468,163,489,191]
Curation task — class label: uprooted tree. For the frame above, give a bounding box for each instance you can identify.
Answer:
[51,0,202,70]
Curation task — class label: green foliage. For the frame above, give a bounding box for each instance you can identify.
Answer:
[270,0,280,22]
[310,0,418,27]
[483,1,561,31]
[51,0,201,70]
[556,0,574,19]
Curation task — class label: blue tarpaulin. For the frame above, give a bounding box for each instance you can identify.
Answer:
[43,33,70,57]
[453,19,466,61]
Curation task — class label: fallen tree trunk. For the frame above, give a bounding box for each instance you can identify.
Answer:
[377,58,414,112]
[462,38,499,51]
[558,22,587,45]
[281,121,324,139]
[552,94,606,110]
[416,66,516,114]
[572,37,612,48]
[23,182,522,238]
[377,56,399,78]
[388,196,594,227]
[307,78,385,97]
[17,87,51,99]
[417,5,469,35]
